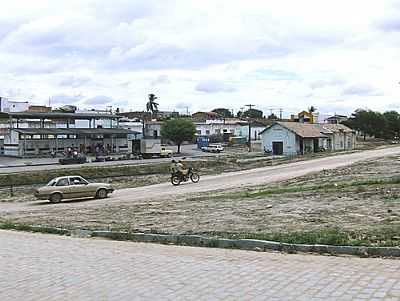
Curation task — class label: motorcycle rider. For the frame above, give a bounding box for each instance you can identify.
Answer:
[176,159,189,179]
[170,159,178,174]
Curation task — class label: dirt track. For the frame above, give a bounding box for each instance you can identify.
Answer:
[1,146,400,215]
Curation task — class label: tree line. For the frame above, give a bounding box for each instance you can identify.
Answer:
[343,109,400,140]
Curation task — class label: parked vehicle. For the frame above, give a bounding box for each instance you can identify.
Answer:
[132,139,173,159]
[171,167,200,186]
[34,176,114,203]
[160,145,174,158]
[201,143,224,153]
[59,154,87,165]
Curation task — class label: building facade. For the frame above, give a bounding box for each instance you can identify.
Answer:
[260,122,355,156]
[1,111,139,157]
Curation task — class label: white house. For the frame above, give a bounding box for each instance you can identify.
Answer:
[195,119,242,137]
[260,122,356,156]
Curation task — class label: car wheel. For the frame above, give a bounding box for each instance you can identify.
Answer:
[49,193,62,203]
[96,188,108,199]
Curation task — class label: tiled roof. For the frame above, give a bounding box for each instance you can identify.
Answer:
[317,123,354,133]
[260,122,327,138]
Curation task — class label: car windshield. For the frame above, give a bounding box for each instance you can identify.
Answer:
[47,179,57,186]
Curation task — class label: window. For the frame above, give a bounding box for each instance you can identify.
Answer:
[56,178,69,186]
[206,130,210,135]
[70,177,87,185]
[215,129,221,134]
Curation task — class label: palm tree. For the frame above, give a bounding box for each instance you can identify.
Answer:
[146,94,159,115]
[308,106,317,113]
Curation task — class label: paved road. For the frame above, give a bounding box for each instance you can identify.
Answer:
[0,144,207,173]
[2,145,400,213]
[1,230,400,301]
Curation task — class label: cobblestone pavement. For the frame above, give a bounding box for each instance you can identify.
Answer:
[1,230,400,301]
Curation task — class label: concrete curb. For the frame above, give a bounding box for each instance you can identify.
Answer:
[90,231,400,258]
[4,224,400,258]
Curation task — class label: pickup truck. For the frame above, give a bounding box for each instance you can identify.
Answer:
[201,144,224,153]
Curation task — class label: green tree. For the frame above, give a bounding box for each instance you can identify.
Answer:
[344,109,386,140]
[161,119,196,153]
[212,108,233,118]
[383,111,400,139]
[242,108,263,118]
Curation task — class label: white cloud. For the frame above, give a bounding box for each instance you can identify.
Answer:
[195,80,236,93]
[84,95,113,105]
[342,84,384,97]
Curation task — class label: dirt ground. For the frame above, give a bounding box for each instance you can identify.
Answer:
[2,153,400,246]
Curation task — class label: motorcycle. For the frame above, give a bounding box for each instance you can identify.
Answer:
[171,167,200,186]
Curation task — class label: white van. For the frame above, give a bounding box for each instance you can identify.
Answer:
[201,144,224,153]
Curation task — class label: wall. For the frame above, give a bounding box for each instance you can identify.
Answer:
[260,124,297,155]
[195,122,239,136]
[235,125,265,140]
[329,132,355,151]
[4,130,20,156]
[0,97,29,113]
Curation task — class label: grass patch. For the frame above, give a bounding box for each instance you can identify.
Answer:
[0,221,69,235]
[201,226,400,247]
[190,176,400,202]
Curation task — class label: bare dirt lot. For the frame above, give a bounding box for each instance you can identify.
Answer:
[2,148,400,247]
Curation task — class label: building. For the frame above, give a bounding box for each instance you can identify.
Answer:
[259,121,355,156]
[291,111,318,124]
[27,105,52,113]
[0,111,139,157]
[325,114,348,124]
[118,118,143,139]
[195,119,240,137]
[235,120,272,141]
[118,111,179,120]
[192,111,219,121]
[0,97,29,113]
[316,123,356,151]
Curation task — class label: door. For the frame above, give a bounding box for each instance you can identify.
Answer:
[313,139,319,152]
[68,176,91,198]
[272,142,283,155]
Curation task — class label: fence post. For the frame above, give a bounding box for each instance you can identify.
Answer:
[9,185,14,197]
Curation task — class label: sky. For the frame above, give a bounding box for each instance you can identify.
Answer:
[0,0,400,117]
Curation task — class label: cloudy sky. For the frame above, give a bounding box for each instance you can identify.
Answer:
[0,0,399,117]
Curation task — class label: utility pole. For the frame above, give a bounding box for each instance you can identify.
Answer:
[279,108,283,120]
[245,104,255,152]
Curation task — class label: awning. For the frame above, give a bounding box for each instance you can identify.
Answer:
[13,128,141,135]
[2,112,121,120]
